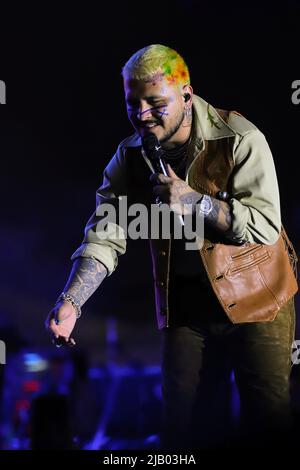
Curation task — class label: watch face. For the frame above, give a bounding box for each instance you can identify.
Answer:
[199,195,213,215]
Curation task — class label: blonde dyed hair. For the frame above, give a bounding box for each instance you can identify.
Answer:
[121,44,190,88]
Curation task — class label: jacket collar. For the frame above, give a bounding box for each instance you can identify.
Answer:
[192,94,235,141]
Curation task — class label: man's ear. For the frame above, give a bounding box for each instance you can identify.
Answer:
[182,84,193,104]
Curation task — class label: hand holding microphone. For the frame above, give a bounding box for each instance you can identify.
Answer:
[142,133,184,226]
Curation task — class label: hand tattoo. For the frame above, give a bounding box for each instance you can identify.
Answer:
[179,190,203,211]
[152,169,233,235]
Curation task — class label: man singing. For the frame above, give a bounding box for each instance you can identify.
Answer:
[46,44,298,448]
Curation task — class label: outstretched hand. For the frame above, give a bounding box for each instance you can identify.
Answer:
[45,300,77,348]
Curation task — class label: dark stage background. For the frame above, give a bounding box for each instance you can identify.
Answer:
[0,1,299,450]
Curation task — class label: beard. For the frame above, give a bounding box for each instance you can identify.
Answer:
[160,110,185,145]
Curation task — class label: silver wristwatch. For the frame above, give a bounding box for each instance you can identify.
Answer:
[198,195,213,216]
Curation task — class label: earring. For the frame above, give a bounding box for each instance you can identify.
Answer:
[185,106,191,118]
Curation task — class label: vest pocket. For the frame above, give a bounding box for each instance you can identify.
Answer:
[228,246,270,275]
[230,244,264,259]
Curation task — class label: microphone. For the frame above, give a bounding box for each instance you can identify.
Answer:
[142,133,184,226]
[142,133,168,176]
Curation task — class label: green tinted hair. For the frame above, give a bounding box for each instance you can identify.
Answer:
[121,44,190,88]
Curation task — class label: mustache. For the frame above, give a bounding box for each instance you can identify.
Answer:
[136,121,161,127]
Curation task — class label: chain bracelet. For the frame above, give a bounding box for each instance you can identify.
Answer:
[56,292,82,319]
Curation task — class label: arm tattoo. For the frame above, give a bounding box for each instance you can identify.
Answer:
[179,190,233,234]
[179,190,203,208]
[204,197,233,234]
[63,257,107,307]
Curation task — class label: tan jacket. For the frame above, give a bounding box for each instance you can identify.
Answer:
[71,95,298,329]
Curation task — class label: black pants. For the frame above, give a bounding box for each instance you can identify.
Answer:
[160,276,295,449]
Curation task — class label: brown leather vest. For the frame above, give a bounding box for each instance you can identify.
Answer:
[149,109,298,329]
